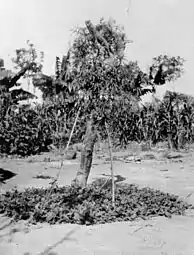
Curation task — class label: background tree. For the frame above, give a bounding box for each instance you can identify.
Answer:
[0,61,38,117]
[149,55,184,85]
[0,42,45,153]
[12,40,44,101]
[12,40,44,75]
[0,41,44,114]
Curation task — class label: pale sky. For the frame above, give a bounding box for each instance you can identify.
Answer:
[1,0,194,99]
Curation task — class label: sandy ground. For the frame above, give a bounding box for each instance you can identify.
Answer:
[1,148,194,254]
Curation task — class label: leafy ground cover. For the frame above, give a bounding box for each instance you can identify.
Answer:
[0,182,192,226]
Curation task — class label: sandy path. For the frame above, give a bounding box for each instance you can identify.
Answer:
[1,215,194,254]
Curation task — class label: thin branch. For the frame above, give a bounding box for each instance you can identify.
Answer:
[35,106,82,215]
[105,120,115,206]
[65,106,81,153]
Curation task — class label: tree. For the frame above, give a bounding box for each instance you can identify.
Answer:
[69,19,184,188]
[0,42,44,117]
[69,19,131,188]
[0,62,38,117]
[32,18,184,189]
[12,40,44,101]
[149,54,184,86]
[12,40,44,75]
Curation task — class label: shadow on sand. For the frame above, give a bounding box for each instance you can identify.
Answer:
[0,168,17,184]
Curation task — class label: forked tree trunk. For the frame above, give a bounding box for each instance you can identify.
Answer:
[72,118,98,187]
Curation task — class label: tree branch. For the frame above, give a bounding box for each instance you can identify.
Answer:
[0,63,34,89]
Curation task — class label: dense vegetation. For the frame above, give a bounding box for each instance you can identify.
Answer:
[0,183,192,225]
[0,89,193,156]
[0,89,194,156]
[111,90,194,150]
[0,97,85,156]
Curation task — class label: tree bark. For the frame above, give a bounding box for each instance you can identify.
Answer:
[72,118,97,187]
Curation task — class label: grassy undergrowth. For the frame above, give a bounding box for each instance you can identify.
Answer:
[0,182,193,225]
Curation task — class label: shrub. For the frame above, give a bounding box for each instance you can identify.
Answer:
[0,99,85,156]
[0,106,52,156]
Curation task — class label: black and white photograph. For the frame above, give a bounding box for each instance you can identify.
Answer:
[0,0,194,254]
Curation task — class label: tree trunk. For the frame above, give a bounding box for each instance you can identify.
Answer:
[72,118,97,187]
[168,133,173,150]
[167,112,173,150]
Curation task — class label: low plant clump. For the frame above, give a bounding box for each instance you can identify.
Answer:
[0,183,193,225]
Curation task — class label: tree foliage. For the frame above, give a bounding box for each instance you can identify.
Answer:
[0,62,38,119]
[12,40,44,76]
[0,41,44,116]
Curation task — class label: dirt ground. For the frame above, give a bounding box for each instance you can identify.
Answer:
[1,147,194,255]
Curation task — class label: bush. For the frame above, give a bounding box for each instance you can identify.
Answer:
[0,183,192,225]
[0,106,52,156]
[0,100,85,156]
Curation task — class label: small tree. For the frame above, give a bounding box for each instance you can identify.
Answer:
[12,40,44,77]
[69,19,131,188]
[31,19,184,193]
[0,41,44,116]
[12,40,44,100]
[0,62,38,117]
[67,19,184,189]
